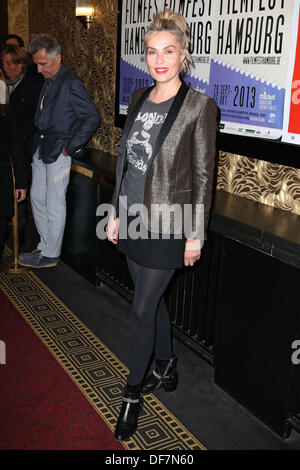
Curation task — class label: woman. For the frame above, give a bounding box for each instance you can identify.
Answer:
[107,9,217,441]
[1,45,43,240]
[1,45,28,95]
[1,44,43,179]
[0,70,27,261]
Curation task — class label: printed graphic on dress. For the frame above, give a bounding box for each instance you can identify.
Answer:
[126,110,167,174]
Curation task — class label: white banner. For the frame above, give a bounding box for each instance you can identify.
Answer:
[118,0,300,143]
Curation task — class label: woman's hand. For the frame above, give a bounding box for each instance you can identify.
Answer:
[184,238,201,266]
[15,189,26,203]
[106,216,120,245]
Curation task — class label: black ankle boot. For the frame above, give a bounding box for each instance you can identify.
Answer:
[114,382,143,441]
[142,355,178,394]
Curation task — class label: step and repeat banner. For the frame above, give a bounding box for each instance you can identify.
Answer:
[117,0,300,145]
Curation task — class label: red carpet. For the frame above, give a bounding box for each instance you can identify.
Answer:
[0,290,124,450]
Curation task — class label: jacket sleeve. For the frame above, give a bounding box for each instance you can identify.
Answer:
[7,106,27,190]
[65,78,100,157]
[191,97,217,244]
[110,91,137,217]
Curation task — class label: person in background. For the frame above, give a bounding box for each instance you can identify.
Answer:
[0,70,27,262]
[107,9,217,441]
[3,34,25,51]
[1,45,43,245]
[3,33,43,81]
[1,45,28,95]
[3,34,25,48]
[18,34,100,269]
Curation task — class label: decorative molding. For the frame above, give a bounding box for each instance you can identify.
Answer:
[7,0,29,46]
[217,152,300,216]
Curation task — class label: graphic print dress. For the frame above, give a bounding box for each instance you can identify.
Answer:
[117,96,186,269]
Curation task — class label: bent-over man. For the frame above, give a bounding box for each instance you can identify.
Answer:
[19,34,100,268]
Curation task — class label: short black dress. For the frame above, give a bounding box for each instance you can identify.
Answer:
[116,97,185,270]
[117,214,185,270]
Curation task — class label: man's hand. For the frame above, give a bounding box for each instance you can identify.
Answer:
[15,189,27,203]
[106,216,120,245]
[184,238,201,266]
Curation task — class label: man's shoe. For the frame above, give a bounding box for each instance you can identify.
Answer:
[114,383,143,441]
[18,249,41,265]
[19,248,41,261]
[18,252,59,268]
[142,355,178,394]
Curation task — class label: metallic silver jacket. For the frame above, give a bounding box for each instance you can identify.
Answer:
[112,81,217,243]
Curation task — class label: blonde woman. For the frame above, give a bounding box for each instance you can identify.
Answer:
[107,9,217,441]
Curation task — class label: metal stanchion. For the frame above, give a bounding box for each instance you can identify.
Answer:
[1,168,28,273]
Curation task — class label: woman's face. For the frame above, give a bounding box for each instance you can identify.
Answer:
[2,54,23,80]
[146,31,185,85]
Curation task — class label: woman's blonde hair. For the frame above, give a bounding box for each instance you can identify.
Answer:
[144,9,192,75]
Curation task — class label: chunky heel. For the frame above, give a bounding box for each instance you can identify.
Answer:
[163,371,178,392]
[142,355,178,394]
[114,383,142,441]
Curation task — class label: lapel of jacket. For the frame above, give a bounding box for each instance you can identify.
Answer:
[121,85,154,144]
[117,85,154,179]
[147,80,189,170]
[35,64,66,119]
[45,64,66,103]
[116,81,189,190]
[120,81,189,162]
[36,80,47,115]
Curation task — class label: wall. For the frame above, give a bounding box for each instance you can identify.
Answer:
[7,0,300,216]
[217,153,300,215]
[0,0,8,39]
[28,0,122,155]
[7,0,28,46]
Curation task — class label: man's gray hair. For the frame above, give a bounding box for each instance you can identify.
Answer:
[28,34,61,58]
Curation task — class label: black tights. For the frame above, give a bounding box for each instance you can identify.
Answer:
[126,257,175,385]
